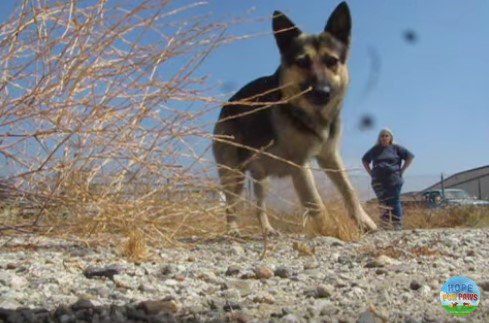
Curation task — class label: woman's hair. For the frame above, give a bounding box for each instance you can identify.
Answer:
[377,128,394,145]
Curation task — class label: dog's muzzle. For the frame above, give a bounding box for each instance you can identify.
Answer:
[307,85,331,106]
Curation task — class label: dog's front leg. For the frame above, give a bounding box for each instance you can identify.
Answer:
[252,177,278,236]
[290,165,330,235]
[317,150,377,232]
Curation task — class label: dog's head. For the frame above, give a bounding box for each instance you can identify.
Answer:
[273,2,351,116]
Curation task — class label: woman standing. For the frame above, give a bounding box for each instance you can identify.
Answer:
[362,129,414,230]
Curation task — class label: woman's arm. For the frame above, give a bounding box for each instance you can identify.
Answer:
[401,157,413,176]
[363,161,372,177]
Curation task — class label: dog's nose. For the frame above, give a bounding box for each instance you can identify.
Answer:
[310,85,331,105]
[316,85,331,95]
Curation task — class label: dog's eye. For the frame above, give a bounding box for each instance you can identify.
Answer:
[323,56,339,69]
[294,56,311,69]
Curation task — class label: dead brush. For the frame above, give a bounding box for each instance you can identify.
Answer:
[363,203,489,230]
[0,0,233,245]
[403,205,489,229]
[121,230,149,262]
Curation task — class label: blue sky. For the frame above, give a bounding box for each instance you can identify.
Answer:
[204,0,489,191]
[1,1,488,193]
[196,1,489,181]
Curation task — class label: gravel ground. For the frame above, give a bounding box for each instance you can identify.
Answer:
[1,228,488,322]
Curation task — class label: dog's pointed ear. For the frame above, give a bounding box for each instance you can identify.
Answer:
[273,11,301,53]
[324,2,351,46]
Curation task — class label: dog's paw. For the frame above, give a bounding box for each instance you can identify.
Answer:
[226,222,242,237]
[355,210,378,233]
[262,226,280,237]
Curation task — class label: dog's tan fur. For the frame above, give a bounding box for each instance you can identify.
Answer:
[213,2,377,235]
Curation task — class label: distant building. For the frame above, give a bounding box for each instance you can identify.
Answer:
[422,165,489,200]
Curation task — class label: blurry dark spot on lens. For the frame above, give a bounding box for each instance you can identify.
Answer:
[403,30,418,44]
[359,114,375,130]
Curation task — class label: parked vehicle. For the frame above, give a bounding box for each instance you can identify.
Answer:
[423,188,489,208]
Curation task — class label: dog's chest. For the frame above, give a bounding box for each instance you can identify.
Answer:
[275,125,326,161]
[247,112,331,178]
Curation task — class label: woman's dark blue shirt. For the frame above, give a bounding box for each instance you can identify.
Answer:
[362,144,414,186]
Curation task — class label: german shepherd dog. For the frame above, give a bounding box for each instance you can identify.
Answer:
[213,2,377,235]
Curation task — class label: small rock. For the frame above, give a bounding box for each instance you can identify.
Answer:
[422,313,438,322]
[282,314,301,323]
[160,265,175,276]
[304,260,319,270]
[356,310,376,323]
[225,280,254,297]
[320,304,339,316]
[375,269,388,275]
[306,306,317,319]
[404,317,422,323]
[0,298,22,309]
[253,294,275,304]
[376,255,401,266]
[337,255,351,264]
[71,299,94,311]
[330,252,340,262]
[54,304,72,319]
[221,289,241,300]
[139,299,181,314]
[113,274,138,289]
[419,285,431,297]
[83,264,122,279]
[254,266,273,279]
[240,272,256,279]
[350,287,365,299]
[274,266,291,279]
[304,289,318,298]
[174,274,185,281]
[327,237,345,247]
[230,244,245,256]
[410,280,422,291]
[198,270,220,284]
[444,237,459,247]
[262,294,275,304]
[316,284,334,298]
[364,260,383,268]
[479,281,489,292]
[401,292,413,302]
[466,249,476,256]
[126,306,149,321]
[226,265,240,276]
[224,311,250,323]
[10,275,28,290]
[223,301,241,312]
[0,272,11,286]
[59,314,75,323]
[164,279,179,286]
[138,283,156,293]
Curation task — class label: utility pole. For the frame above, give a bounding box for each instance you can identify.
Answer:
[440,173,445,197]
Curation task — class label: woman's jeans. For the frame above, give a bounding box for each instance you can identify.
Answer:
[372,182,403,227]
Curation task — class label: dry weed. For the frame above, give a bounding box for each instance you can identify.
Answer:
[121,230,148,262]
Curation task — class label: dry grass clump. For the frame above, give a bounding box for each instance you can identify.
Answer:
[404,205,489,229]
[0,0,232,243]
[364,203,489,230]
[121,230,148,262]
